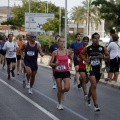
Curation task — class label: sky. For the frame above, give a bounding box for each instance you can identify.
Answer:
[0,0,84,13]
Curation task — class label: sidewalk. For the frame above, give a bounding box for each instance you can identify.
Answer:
[37,55,120,89]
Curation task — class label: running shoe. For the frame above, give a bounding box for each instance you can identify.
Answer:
[104,78,109,82]
[11,70,15,77]
[52,84,57,89]
[26,82,30,89]
[77,83,82,88]
[94,104,100,112]
[57,104,63,110]
[28,88,33,94]
[88,99,91,107]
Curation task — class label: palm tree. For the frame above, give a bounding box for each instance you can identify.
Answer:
[70,0,101,36]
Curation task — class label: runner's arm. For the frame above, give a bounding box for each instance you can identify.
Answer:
[49,51,58,67]
[103,46,110,60]
[37,44,44,57]
[80,47,90,64]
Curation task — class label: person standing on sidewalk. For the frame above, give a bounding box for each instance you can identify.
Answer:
[107,34,120,83]
[3,33,19,80]
[76,36,89,99]
[70,33,83,88]
[80,33,109,112]
[49,35,60,89]
[50,37,72,110]
[21,33,44,94]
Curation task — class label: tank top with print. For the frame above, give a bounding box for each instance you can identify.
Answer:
[24,42,38,64]
[55,49,69,72]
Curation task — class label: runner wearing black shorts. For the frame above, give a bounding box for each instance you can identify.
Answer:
[81,32,109,112]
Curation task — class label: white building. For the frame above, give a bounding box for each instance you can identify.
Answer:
[67,20,105,38]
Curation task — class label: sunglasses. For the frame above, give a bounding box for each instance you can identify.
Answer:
[93,35,100,39]
[30,36,36,38]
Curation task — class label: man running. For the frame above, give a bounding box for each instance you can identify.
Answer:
[3,33,19,80]
[81,33,109,112]
[70,33,83,88]
[76,36,89,99]
[21,33,44,94]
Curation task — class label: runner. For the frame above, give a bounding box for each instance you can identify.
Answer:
[0,37,3,64]
[70,33,83,88]
[21,33,44,94]
[16,34,24,75]
[49,35,60,89]
[80,33,109,112]
[76,36,89,99]
[3,33,19,80]
[50,37,72,110]
[1,35,7,69]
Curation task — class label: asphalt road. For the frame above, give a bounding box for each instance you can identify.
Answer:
[0,65,120,120]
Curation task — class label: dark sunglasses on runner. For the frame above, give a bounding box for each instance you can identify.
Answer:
[30,35,36,38]
[93,35,100,39]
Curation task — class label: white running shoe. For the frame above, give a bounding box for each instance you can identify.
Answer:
[57,104,63,110]
[28,88,33,94]
[52,84,57,89]
[94,105,100,112]
[88,99,91,107]
[26,82,30,89]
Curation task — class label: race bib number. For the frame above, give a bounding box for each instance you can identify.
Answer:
[27,51,35,56]
[91,59,100,66]
[9,51,14,56]
[56,65,66,71]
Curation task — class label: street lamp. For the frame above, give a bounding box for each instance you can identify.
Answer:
[8,0,10,34]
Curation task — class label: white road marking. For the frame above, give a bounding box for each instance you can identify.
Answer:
[0,78,59,120]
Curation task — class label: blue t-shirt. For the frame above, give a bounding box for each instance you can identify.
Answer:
[49,43,58,53]
[70,41,83,59]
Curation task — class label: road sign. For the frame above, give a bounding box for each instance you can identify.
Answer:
[25,13,54,32]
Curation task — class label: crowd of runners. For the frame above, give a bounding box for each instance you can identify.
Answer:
[0,30,120,112]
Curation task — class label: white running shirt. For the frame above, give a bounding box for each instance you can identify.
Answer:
[3,41,19,58]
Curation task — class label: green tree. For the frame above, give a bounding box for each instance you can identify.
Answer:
[92,0,120,32]
[1,0,65,32]
[42,18,60,32]
[70,0,101,34]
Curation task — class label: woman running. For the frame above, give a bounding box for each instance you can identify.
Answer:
[50,37,72,110]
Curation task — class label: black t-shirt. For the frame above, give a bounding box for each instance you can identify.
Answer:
[87,44,104,67]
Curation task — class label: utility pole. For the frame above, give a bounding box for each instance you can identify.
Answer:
[8,0,10,34]
[65,0,67,48]
[29,0,31,32]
